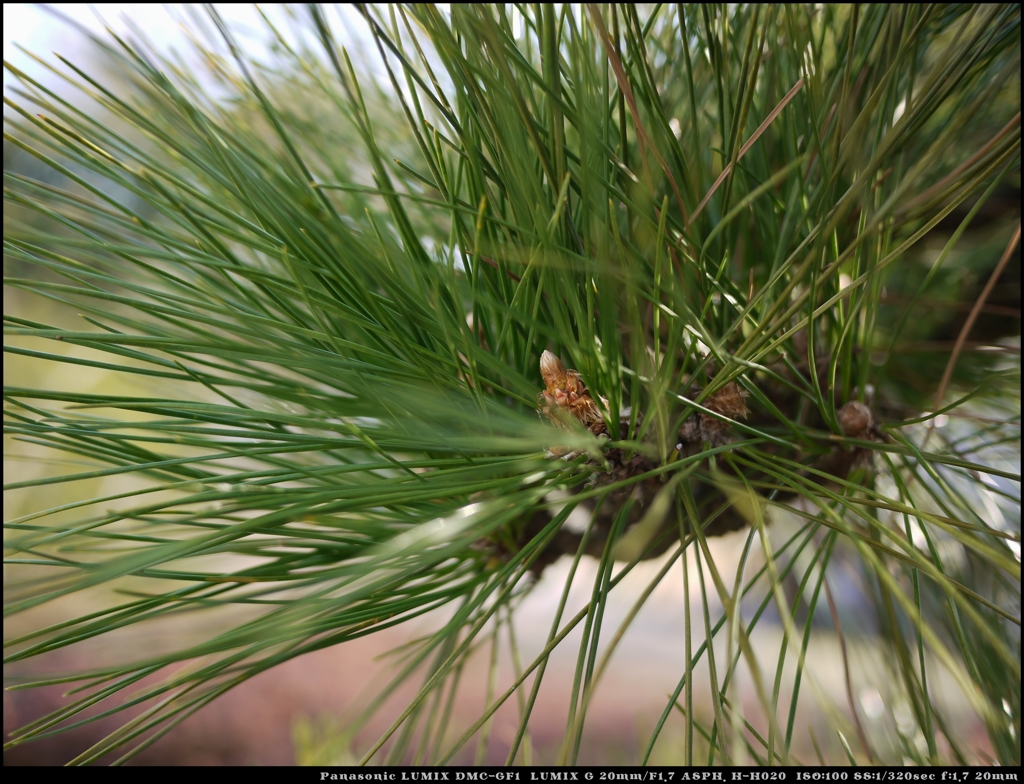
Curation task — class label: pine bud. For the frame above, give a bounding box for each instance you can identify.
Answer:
[537,352,607,436]
[838,401,872,439]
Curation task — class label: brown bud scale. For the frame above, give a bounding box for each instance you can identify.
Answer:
[537,350,608,436]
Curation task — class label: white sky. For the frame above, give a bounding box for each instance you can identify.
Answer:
[3,3,389,95]
[5,4,203,84]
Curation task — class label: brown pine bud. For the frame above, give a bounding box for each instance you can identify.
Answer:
[540,350,567,393]
[677,380,750,446]
[838,401,872,439]
[537,352,607,436]
[703,381,750,425]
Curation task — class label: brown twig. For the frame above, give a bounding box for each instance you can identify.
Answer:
[932,221,1021,415]
[690,77,805,225]
[897,112,1021,217]
[587,4,689,227]
[479,254,522,282]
